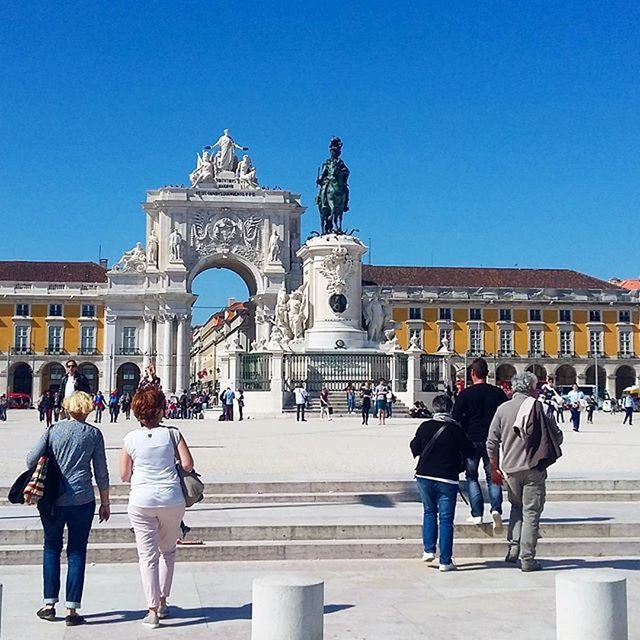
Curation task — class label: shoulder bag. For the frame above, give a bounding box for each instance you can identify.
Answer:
[168,427,204,507]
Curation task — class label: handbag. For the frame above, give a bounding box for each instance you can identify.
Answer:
[168,427,204,508]
[9,428,61,506]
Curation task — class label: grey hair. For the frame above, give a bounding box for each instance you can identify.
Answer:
[511,371,538,394]
[432,394,453,414]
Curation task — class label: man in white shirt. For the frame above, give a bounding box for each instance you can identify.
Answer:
[294,383,308,422]
[567,384,584,432]
[58,360,91,418]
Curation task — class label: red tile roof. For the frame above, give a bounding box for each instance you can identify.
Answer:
[362,265,620,290]
[0,262,108,283]
[618,279,640,291]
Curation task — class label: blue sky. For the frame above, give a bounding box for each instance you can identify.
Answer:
[1,2,639,323]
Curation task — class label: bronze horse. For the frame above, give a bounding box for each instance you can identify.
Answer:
[316,137,350,234]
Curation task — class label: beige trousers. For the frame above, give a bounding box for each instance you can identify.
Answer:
[128,504,186,609]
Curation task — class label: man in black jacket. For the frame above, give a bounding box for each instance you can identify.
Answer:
[410,394,474,572]
[58,359,91,414]
[452,358,507,530]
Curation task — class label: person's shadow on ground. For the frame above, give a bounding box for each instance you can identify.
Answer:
[83,603,354,627]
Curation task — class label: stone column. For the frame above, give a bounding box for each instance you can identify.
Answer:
[176,315,188,393]
[406,347,423,402]
[142,315,153,369]
[103,314,117,392]
[159,314,173,393]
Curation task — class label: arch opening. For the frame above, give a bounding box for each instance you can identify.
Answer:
[526,363,547,382]
[117,363,140,395]
[9,362,33,396]
[615,365,636,399]
[495,363,516,384]
[79,362,99,394]
[555,364,577,387]
[42,362,65,393]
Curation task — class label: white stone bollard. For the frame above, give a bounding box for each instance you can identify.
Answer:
[556,570,628,640]
[252,573,324,640]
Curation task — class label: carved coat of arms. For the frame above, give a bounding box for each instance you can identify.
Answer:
[318,246,354,295]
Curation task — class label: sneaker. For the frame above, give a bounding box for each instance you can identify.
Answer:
[439,562,457,572]
[491,511,503,533]
[142,612,160,628]
[466,515,482,525]
[36,606,56,622]
[158,605,169,619]
[521,559,542,572]
[421,551,436,562]
[505,547,519,564]
[65,614,86,627]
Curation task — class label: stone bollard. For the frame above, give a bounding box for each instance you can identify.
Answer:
[556,570,628,640]
[252,573,324,640]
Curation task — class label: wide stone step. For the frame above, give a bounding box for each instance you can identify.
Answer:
[1,536,638,565]
[2,521,639,546]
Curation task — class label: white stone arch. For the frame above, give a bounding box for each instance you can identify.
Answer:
[187,251,262,298]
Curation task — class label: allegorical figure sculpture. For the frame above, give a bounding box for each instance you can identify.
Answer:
[208,128,248,173]
[268,228,281,262]
[316,136,350,235]
[147,230,158,267]
[236,154,258,188]
[169,228,183,262]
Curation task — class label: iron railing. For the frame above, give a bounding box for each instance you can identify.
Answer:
[420,354,441,392]
[240,353,272,391]
[395,354,408,392]
[283,353,392,392]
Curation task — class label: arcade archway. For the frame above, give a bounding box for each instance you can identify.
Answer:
[615,365,636,399]
[585,365,607,396]
[495,363,516,384]
[41,362,65,392]
[526,363,547,382]
[79,362,99,393]
[555,364,577,387]
[9,362,33,395]
[117,363,140,395]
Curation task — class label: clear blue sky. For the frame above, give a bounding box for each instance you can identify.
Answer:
[1,2,639,323]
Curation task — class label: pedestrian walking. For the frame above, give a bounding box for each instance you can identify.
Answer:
[93,391,106,423]
[120,392,132,420]
[0,393,7,421]
[567,383,584,432]
[108,391,120,423]
[120,385,195,629]
[344,382,356,414]
[410,394,474,572]
[179,391,188,420]
[237,390,245,421]
[28,391,110,626]
[58,360,92,418]
[586,395,596,424]
[487,372,563,572]
[360,381,372,425]
[452,357,507,529]
[294,382,308,422]
[622,394,634,425]
[319,385,333,420]
[39,391,54,427]
[222,387,235,421]
[374,379,389,425]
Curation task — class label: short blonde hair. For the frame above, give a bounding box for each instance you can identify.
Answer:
[63,391,94,416]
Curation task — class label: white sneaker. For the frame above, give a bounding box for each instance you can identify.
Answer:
[421,551,436,562]
[158,605,169,619]
[466,515,482,525]
[491,511,503,533]
[439,561,457,572]
[142,612,160,628]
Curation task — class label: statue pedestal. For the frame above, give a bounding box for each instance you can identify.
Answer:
[298,234,368,351]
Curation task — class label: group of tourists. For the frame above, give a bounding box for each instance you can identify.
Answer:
[410,357,563,572]
[23,360,196,629]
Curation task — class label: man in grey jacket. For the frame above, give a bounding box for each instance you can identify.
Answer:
[486,371,563,572]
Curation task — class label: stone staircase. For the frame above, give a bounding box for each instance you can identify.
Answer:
[0,479,638,564]
[283,393,412,416]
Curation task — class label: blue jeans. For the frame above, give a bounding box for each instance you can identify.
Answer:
[570,407,581,431]
[465,442,503,517]
[347,395,356,413]
[39,500,95,609]
[415,477,458,565]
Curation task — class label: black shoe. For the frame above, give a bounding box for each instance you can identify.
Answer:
[573,428,579,432]
[505,547,519,564]
[65,614,86,626]
[521,560,542,572]
[36,606,56,621]
[180,523,191,539]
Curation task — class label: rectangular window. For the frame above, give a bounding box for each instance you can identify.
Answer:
[122,327,136,353]
[589,310,601,323]
[529,330,543,355]
[619,331,632,355]
[529,309,541,322]
[559,330,573,356]
[439,308,452,321]
[81,304,96,318]
[499,309,512,322]
[81,326,95,352]
[469,328,483,354]
[48,304,63,317]
[14,326,29,351]
[409,329,422,348]
[409,307,421,320]
[48,325,62,352]
[589,330,603,355]
[619,310,631,323]
[499,329,513,355]
[469,308,482,321]
[439,328,452,350]
[15,304,29,317]
[559,309,572,323]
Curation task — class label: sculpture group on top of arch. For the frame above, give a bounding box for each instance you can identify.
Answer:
[189,129,258,189]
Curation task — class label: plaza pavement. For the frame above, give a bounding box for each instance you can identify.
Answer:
[0,409,638,638]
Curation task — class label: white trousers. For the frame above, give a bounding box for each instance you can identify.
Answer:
[128,504,186,609]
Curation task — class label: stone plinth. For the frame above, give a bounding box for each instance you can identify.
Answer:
[298,234,368,351]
